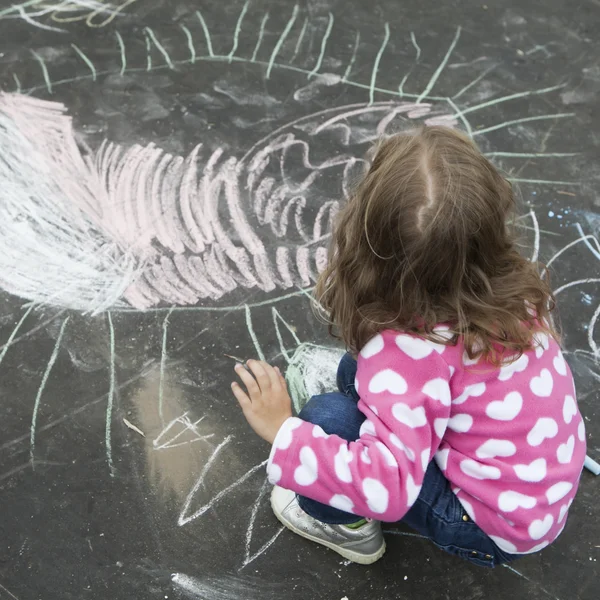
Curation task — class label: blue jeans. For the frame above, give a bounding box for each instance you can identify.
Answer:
[296,353,518,567]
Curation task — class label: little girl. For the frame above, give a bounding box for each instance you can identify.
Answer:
[231,126,586,567]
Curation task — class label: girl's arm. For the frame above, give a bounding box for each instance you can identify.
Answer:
[233,333,453,522]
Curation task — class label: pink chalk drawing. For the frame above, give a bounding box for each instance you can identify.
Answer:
[0,92,458,313]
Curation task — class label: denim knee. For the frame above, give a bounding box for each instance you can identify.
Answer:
[298,392,365,441]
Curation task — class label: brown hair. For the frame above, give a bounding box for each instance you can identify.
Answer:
[315,126,556,365]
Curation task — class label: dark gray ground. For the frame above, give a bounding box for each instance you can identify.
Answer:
[0,1,599,599]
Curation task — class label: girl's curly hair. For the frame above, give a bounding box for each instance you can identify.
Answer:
[315,126,556,365]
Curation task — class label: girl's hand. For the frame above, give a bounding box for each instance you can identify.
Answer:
[231,360,293,444]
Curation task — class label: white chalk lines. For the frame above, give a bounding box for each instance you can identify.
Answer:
[29,316,69,468]
[1,1,137,32]
[153,413,214,450]
[9,4,577,157]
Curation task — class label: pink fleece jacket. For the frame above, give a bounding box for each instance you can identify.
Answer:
[267,329,586,554]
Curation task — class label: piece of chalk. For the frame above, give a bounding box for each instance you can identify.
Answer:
[584,455,600,476]
[224,353,246,363]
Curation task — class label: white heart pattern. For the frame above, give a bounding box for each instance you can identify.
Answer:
[459,498,476,521]
[389,434,416,461]
[558,503,569,524]
[557,435,575,464]
[514,458,547,482]
[498,353,529,381]
[476,439,517,459]
[453,382,486,405]
[395,334,434,360]
[460,459,501,480]
[359,419,376,438]
[498,490,537,512]
[268,463,282,484]
[362,478,389,514]
[578,419,586,442]
[275,418,303,450]
[375,441,398,467]
[422,378,451,406]
[562,395,577,424]
[530,368,554,397]
[294,446,319,486]
[421,449,430,471]
[312,425,328,438]
[434,418,447,438]
[360,446,371,464]
[334,444,354,483]
[553,352,567,376]
[546,481,573,505]
[447,414,473,433]
[329,494,355,513]
[369,369,408,395]
[523,541,549,554]
[361,333,385,359]
[392,403,427,428]
[435,448,450,471]
[369,404,379,416]
[486,391,523,421]
[527,417,559,447]
[406,474,421,506]
[489,536,518,554]
[528,514,554,540]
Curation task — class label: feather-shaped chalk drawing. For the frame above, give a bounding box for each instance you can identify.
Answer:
[0,93,459,314]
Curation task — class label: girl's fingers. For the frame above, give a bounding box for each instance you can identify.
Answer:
[275,366,287,387]
[262,362,281,389]
[234,363,260,399]
[231,382,251,408]
[247,360,271,392]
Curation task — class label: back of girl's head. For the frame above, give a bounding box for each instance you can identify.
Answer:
[315,126,555,364]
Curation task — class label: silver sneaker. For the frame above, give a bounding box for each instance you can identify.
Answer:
[270,486,386,565]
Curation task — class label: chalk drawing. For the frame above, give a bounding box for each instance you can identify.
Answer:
[267,4,299,79]
[245,305,266,361]
[31,51,52,94]
[144,27,174,70]
[30,316,70,467]
[106,311,116,476]
[71,43,97,81]
[242,478,285,568]
[153,413,214,450]
[228,0,250,63]
[0,7,596,585]
[473,113,575,136]
[368,23,390,106]
[180,24,195,64]
[285,343,345,413]
[196,9,215,57]
[0,305,34,368]
[0,94,141,313]
[529,210,540,264]
[416,26,461,103]
[0,94,461,314]
[308,12,334,79]
[158,307,175,424]
[342,30,360,82]
[115,30,127,74]
[251,12,269,62]
[0,1,137,29]
[290,16,308,64]
[271,307,301,362]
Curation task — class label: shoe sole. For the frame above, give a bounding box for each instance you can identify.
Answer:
[271,496,386,565]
